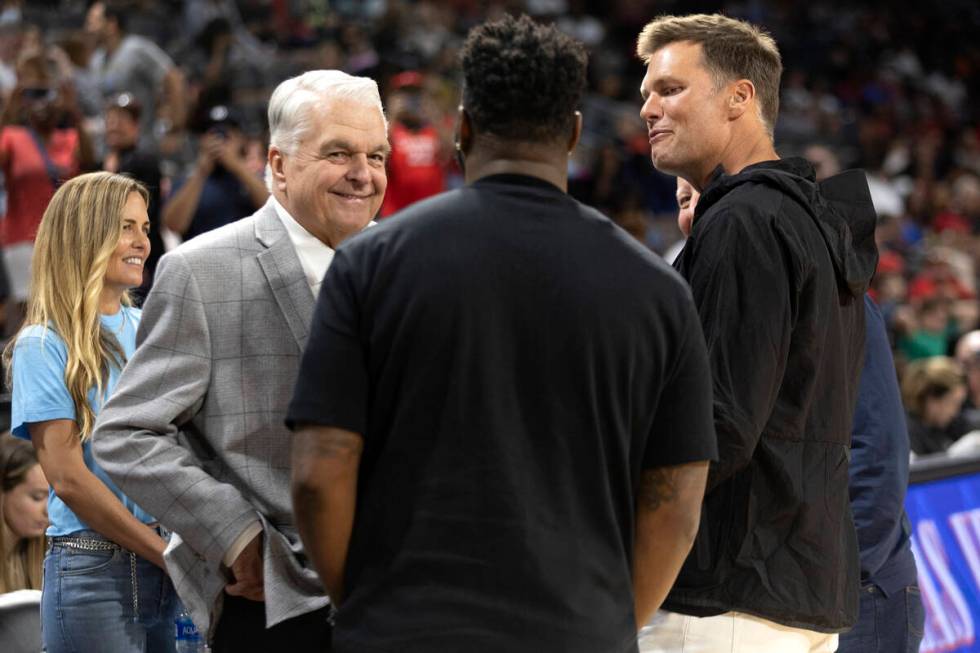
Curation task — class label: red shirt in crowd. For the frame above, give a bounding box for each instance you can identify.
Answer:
[0,126,80,246]
[380,122,445,217]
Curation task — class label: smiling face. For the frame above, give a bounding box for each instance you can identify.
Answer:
[102,191,150,303]
[640,41,732,185]
[272,98,389,248]
[3,464,48,540]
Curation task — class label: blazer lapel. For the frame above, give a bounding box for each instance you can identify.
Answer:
[254,203,315,350]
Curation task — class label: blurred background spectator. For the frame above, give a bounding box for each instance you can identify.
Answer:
[0,433,46,594]
[0,0,974,459]
[902,357,972,455]
[101,92,163,301]
[161,104,267,240]
[956,330,980,414]
[0,52,91,335]
[84,1,186,142]
[379,70,451,217]
[898,298,956,361]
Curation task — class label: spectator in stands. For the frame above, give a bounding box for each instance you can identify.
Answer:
[85,1,186,137]
[179,0,271,79]
[103,93,163,301]
[907,252,975,306]
[185,17,235,89]
[902,356,969,455]
[675,176,698,237]
[955,330,980,412]
[379,71,448,217]
[55,31,103,121]
[0,21,23,99]
[898,297,954,361]
[868,251,907,318]
[663,177,697,264]
[178,16,265,96]
[3,172,176,652]
[161,105,268,240]
[934,173,980,234]
[0,433,47,593]
[803,144,841,181]
[0,53,92,333]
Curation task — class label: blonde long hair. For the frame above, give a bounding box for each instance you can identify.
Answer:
[3,172,149,440]
[0,434,45,592]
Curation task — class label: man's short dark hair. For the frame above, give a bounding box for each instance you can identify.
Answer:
[637,14,782,137]
[460,14,587,144]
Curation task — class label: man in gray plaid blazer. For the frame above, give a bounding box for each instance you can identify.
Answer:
[92,70,390,651]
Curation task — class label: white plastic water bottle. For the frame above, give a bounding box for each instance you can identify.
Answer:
[175,608,204,653]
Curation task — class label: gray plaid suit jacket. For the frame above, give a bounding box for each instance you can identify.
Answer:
[92,200,328,638]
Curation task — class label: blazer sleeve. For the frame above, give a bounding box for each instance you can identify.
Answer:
[92,250,260,567]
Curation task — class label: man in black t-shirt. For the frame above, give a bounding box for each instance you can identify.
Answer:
[287,15,717,653]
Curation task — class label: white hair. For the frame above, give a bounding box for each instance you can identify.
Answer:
[265,70,387,189]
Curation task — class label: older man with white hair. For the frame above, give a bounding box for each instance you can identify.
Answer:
[92,70,389,652]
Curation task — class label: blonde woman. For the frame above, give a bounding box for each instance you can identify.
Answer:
[3,172,176,651]
[0,433,47,592]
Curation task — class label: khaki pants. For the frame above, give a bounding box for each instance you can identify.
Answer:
[638,610,839,653]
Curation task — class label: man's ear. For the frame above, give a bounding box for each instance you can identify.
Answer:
[455,105,473,155]
[268,146,287,192]
[568,110,583,154]
[728,79,756,120]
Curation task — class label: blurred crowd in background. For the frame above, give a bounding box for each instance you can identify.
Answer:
[0,0,979,458]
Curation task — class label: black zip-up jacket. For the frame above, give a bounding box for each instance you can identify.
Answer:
[664,157,878,632]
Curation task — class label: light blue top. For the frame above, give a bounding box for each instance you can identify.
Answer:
[11,306,155,536]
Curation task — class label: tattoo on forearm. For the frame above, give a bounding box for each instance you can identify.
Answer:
[638,468,678,511]
[291,429,362,519]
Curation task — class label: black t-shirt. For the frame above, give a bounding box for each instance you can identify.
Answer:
[287,174,717,653]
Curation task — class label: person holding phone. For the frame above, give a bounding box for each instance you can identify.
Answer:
[0,53,93,332]
[161,105,267,241]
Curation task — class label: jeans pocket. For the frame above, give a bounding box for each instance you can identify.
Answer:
[61,548,120,576]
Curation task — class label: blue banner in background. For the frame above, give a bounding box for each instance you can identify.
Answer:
[906,473,980,652]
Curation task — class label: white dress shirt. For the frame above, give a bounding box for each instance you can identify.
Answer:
[272,196,337,298]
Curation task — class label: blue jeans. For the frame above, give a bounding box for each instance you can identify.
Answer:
[41,529,178,653]
[838,584,924,653]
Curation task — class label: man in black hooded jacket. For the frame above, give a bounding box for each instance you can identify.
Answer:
[635,14,878,651]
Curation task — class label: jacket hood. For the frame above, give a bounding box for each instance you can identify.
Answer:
[697,157,879,298]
